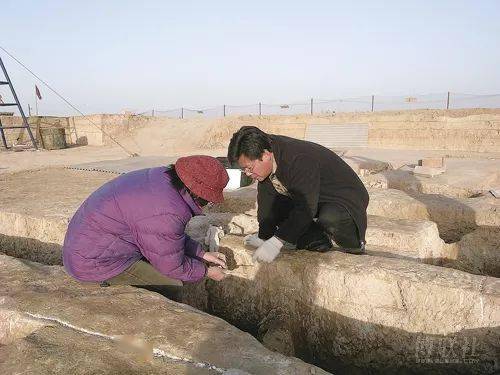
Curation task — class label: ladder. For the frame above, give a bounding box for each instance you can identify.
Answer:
[0,56,37,149]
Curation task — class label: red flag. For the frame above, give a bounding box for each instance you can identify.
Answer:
[35,85,42,100]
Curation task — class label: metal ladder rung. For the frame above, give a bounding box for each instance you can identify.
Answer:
[0,126,31,129]
[0,56,37,149]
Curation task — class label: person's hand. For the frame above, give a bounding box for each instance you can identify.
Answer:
[244,233,265,248]
[204,225,224,252]
[202,251,227,269]
[252,236,283,263]
[206,266,227,281]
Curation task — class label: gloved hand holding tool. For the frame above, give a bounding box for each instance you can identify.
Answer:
[205,225,225,252]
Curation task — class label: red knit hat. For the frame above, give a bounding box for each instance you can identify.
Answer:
[175,156,229,203]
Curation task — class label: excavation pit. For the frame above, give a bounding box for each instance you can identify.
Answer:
[0,163,498,374]
[1,109,500,375]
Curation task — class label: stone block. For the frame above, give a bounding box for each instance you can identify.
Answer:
[184,235,500,374]
[208,185,258,215]
[186,213,259,242]
[413,165,446,177]
[0,254,326,375]
[367,188,431,221]
[366,215,445,262]
[419,157,445,168]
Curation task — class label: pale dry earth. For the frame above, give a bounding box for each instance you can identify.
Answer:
[0,109,499,374]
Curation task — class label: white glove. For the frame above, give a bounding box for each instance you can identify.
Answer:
[204,225,225,252]
[244,233,265,248]
[252,236,283,263]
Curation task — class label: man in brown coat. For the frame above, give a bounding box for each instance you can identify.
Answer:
[227,126,369,262]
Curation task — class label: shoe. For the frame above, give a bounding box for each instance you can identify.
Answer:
[303,237,333,252]
[296,222,333,252]
[343,241,366,255]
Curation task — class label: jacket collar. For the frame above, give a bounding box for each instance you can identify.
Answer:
[272,153,278,174]
[270,135,282,176]
[180,188,203,216]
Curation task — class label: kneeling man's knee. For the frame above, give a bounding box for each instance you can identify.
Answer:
[317,205,350,232]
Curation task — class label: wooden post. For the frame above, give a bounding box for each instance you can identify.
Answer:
[223,105,226,117]
[446,91,450,110]
[36,117,45,149]
[259,102,262,116]
[181,107,184,119]
[371,95,375,112]
[310,98,313,115]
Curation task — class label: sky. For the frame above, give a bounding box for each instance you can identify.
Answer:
[1,0,499,115]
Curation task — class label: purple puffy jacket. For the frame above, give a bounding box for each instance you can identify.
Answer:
[62,167,207,283]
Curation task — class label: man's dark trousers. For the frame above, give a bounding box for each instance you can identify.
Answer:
[270,195,363,252]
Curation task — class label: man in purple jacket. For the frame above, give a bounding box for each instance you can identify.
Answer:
[63,155,229,290]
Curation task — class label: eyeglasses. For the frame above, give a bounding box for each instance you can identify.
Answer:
[240,160,257,174]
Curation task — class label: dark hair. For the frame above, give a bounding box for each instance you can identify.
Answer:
[168,165,209,207]
[227,126,271,166]
[168,165,185,191]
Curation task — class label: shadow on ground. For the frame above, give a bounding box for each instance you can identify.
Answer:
[183,243,499,375]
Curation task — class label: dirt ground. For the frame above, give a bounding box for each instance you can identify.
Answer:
[1,147,498,222]
[1,107,499,208]
[0,144,228,175]
[0,145,128,174]
[1,107,499,174]
[0,168,115,218]
[0,109,498,375]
